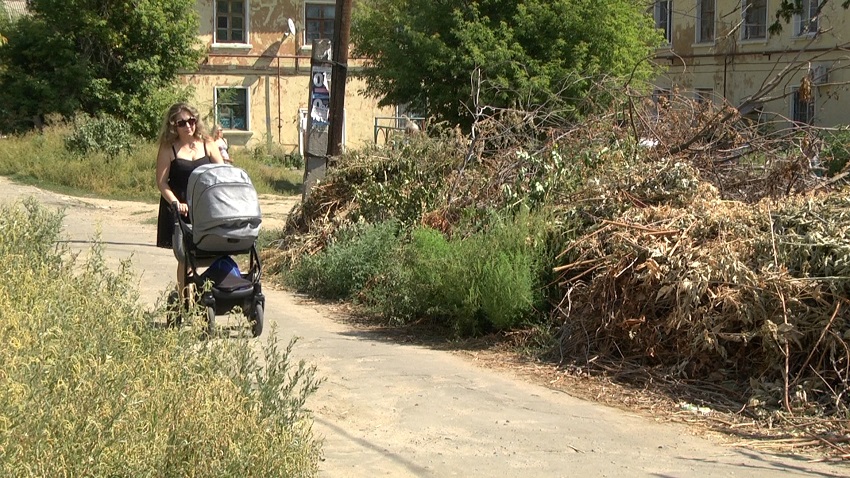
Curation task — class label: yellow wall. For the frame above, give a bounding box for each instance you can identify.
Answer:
[654,1,850,127]
[185,0,393,152]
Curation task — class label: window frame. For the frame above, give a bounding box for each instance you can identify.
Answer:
[304,1,336,46]
[695,88,714,106]
[215,86,251,132]
[652,88,672,113]
[793,0,819,37]
[214,0,250,46]
[741,0,768,41]
[654,0,672,45]
[696,0,715,44]
[791,86,815,125]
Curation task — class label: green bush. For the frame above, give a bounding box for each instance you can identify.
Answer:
[361,208,549,335]
[820,128,850,176]
[64,114,137,158]
[288,220,402,300]
[357,226,451,322]
[247,142,304,169]
[0,199,321,476]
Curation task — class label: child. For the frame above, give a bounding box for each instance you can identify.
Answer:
[212,124,231,164]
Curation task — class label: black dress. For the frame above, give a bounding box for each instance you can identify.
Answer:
[156,144,212,248]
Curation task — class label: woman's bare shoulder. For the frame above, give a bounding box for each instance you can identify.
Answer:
[156,143,173,162]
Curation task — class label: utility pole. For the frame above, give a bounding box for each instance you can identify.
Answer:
[327,0,351,157]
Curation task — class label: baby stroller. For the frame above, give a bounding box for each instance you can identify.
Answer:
[168,163,265,337]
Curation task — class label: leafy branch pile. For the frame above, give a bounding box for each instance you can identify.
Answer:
[270,86,850,455]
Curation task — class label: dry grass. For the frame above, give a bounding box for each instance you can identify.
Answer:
[0,199,321,476]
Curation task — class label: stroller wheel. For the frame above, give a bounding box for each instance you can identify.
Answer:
[250,303,264,338]
[166,290,182,328]
[205,305,216,338]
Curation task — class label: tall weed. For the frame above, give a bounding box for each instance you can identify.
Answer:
[288,220,402,300]
[362,208,550,335]
[0,199,321,476]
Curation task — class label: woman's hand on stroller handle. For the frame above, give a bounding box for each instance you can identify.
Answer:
[172,200,188,216]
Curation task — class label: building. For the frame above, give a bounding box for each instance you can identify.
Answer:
[1,0,26,19]
[652,1,850,127]
[188,0,394,153]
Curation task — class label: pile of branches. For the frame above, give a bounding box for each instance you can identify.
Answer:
[551,89,850,454]
[270,84,850,450]
[557,175,850,409]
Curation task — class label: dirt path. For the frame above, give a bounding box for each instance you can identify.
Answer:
[2,176,847,477]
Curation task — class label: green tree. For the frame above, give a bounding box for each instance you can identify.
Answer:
[0,0,202,138]
[351,0,663,129]
[771,0,850,34]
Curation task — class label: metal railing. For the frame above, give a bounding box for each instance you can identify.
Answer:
[373,116,425,144]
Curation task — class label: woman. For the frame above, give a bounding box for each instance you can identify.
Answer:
[212,123,231,164]
[155,103,225,303]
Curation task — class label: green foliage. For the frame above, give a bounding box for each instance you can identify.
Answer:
[64,114,137,158]
[344,138,460,227]
[0,0,202,138]
[289,220,402,300]
[771,0,850,34]
[0,125,303,200]
[361,209,549,335]
[0,199,321,476]
[351,0,662,129]
[501,148,583,208]
[819,128,850,176]
[248,142,305,169]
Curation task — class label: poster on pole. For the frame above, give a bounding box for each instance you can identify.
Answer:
[310,66,331,126]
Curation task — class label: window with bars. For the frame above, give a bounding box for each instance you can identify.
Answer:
[697,0,715,43]
[791,87,815,125]
[654,1,672,44]
[653,88,672,111]
[305,2,335,43]
[215,87,249,131]
[794,0,819,37]
[216,1,246,43]
[742,0,767,40]
[695,88,714,106]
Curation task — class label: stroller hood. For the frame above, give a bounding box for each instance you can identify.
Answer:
[187,163,262,252]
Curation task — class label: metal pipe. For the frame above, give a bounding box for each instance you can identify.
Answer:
[656,45,845,63]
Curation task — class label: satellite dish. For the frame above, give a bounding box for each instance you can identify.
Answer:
[287,18,296,37]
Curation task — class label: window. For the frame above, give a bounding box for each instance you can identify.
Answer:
[794,0,819,36]
[654,1,672,44]
[216,1,247,43]
[695,88,713,106]
[215,87,249,131]
[305,2,335,43]
[742,0,767,40]
[697,0,715,43]
[653,88,672,113]
[791,86,814,125]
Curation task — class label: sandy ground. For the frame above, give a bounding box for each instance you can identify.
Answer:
[2,175,848,478]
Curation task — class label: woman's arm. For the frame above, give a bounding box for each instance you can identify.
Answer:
[156,145,187,215]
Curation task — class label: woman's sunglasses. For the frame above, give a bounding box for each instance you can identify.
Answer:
[174,117,197,128]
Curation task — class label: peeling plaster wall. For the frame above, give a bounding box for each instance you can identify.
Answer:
[186,0,393,152]
[654,1,850,127]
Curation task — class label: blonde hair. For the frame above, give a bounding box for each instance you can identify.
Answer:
[211,124,224,137]
[157,102,208,147]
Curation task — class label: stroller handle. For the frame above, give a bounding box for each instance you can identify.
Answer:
[171,200,190,262]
